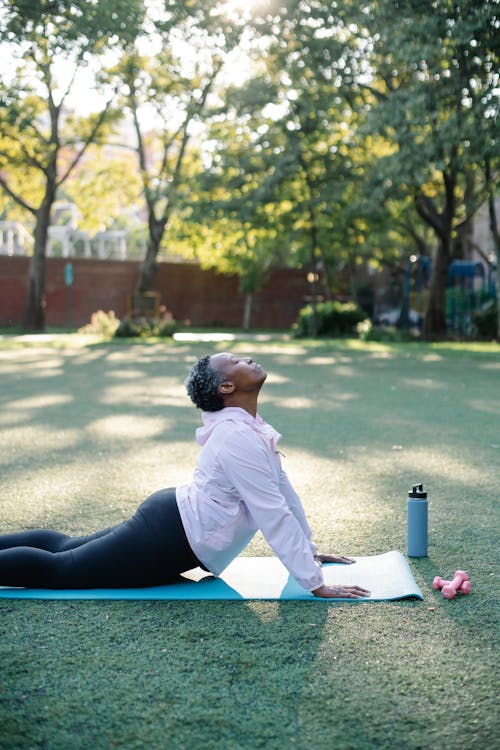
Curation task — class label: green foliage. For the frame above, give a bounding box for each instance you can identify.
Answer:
[0,0,145,46]
[245,0,498,337]
[473,300,498,340]
[0,0,146,330]
[114,313,177,338]
[358,321,421,343]
[106,2,245,293]
[78,309,120,338]
[62,145,142,235]
[292,300,368,338]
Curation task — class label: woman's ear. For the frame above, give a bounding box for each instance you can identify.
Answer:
[218,380,235,395]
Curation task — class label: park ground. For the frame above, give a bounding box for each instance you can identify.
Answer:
[0,335,498,750]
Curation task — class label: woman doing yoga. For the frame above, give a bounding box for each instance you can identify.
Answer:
[0,353,369,599]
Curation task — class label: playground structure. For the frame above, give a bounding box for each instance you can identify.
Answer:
[446,260,496,335]
[400,255,497,335]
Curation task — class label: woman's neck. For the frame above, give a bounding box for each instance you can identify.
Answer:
[222,394,258,418]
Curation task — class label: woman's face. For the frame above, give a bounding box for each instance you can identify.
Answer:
[209,352,267,392]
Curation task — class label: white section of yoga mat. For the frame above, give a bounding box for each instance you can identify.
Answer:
[0,551,423,601]
[194,550,423,600]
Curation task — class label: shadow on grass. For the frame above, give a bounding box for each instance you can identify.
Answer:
[0,597,331,749]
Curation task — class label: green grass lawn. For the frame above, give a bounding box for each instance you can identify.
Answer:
[0,337,498,750]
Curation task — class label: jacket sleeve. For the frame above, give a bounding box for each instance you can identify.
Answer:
[278,467,319,557]
[220,428,324,592]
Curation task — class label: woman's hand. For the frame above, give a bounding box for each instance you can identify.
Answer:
[312,554,370,598]
[312,583,370,599]
[314,553,356,564]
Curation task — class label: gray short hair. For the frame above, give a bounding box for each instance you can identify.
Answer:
[185,355,225,411]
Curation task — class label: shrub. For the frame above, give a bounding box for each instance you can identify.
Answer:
[358,322,420,342]
[473,300,498,340]
[114,311,177,339]
[157,314,177,338]
[78,310,120,338]
[292,300,368,338]
[114,319,142,338]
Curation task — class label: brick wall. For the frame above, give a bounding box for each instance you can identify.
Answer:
[0,256,311,329]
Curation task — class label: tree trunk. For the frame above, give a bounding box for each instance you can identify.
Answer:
[242,292,252,331]
[415,168,457,340]
[22,197,53,331]
[135,243,158,294]
[486,176,500,341]
[497,243,500,342]
[318,254,332,301]
[424,238,450,338]
[485,161,499,340]
[135,217,166,294]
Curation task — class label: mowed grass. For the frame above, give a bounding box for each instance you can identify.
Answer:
[0,336,498,750]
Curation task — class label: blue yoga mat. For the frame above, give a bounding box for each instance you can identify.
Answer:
[0,551,422,601]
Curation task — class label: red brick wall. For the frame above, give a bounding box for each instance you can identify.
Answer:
[0,256,311,329]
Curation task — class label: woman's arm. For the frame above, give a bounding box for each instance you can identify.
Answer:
[221,433,325,592]
[278,468,318,554]
[221,428,370,597]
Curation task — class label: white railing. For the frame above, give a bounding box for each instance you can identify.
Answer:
[0,221,128,259]
[0,221,34,256]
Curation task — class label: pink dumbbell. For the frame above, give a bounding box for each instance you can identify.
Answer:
[432,570,470,599]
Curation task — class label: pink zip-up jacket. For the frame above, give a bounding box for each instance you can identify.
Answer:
[176,407,324,592]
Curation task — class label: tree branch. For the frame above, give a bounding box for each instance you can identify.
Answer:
[0,174,36,215]
[129,81,156,215]
[56,97,115,187]
[442,164,457,227]
[18,142,47,174]
[354,81,389,102]
[57,63,79,107]
[161,61,223,220]
[22,118,50,148]
[92,139,137,152]
[414,191,445,239]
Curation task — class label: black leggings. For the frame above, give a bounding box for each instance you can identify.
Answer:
[0,488,202,589]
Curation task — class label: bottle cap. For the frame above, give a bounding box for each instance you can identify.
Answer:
[408,483,427,499]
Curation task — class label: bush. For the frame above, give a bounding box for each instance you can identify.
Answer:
[78,310,120,338]
[358,321,420,342]
[292,300,368,338]
[114,311,177,339]
[473,300,498,340]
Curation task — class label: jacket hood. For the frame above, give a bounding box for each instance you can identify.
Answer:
[196,407,282,452]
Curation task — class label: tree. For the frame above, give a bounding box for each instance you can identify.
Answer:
[240,0,497,336]
[190,4,408,334]
[173,80,309,328]
[108,0,245,295]
[0,0,144,330]
[166,117,289,330]
[185,216,279,330]
[302,0,499,337]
